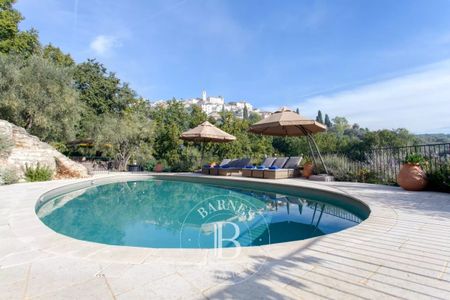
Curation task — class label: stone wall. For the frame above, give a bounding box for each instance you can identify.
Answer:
[0,120,88,180]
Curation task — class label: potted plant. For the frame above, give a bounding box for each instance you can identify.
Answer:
[153,160,165,172]
[127,156,140,172]
[302,156,314,178]
[397,153,428,191]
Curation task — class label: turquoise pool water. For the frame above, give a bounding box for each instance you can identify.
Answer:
[37,179,366,248]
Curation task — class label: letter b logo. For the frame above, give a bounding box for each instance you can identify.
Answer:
[213,222,241,259]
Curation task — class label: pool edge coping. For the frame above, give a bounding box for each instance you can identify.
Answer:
[6,173,387,265]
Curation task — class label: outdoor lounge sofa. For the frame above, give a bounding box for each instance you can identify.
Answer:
[262,156,302,179]
[242,157,277,178]
[202,159,231,175]
[252,157,288,178]
[216,158,251,176]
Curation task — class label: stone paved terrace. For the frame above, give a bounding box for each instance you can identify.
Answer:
[0,173,449,299]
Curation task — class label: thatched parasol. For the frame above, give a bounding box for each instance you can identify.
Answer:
[249,108,329,174]
[180,121,236,165]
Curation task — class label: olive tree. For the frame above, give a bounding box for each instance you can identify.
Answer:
[0,54,81,142]
[96,109,153,171]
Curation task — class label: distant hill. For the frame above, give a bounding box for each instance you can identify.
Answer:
[416,134,450,144]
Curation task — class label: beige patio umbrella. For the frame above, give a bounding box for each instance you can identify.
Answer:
[180,121,236,165]
[249,108,329,174]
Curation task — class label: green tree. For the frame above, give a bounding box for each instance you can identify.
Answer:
[73,59,131,115]
[211,112,274,161]
[189,104,207,128]
[0,54,81,142]
[96,111,153,171]
[324,114,332,128]
[362,129,417,148]
[248,112,262,124]
[243,104,249,120]
[296,108,300,114]
[152,100,191,167]
[330,116,350,136]
[42,44,74,67]
[0,0,40,57]
[316,110,323,124]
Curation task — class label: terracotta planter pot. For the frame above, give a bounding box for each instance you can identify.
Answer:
[153,163,164,173]
[397,163,427,191]
[302,163,314,178]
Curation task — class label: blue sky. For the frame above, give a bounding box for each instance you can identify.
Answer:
[16,0,450,133]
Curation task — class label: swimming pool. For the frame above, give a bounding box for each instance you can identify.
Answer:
[36,177,369,249]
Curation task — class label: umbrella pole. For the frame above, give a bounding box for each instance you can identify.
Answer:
[305,136,319,169]
[308,133,329,175]
[200,143,205,167]
[297,126,328,175]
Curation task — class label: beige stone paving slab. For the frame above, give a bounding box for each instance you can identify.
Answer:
[285,269,396,300]
[0,249,53,268]
[105,263,178,296]
[43,238,107,258]
[24,256,102,298]
[141,248,209,265]
[0,224,14,238]
[374,265,450,294]
[15,233,66,251]
[176,262,258,292]
[86,246,151,264]
[0,263,30,286]
[146,273,205,300]
[0,238,31,261]
[0,279,27,299]
[30,278,114,300]
[115,283,159,299]
[203,274,298,299]
[252,258,316,289]
[364,274,448,300]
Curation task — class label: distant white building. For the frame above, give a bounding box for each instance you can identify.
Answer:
[260,111,272,119]
[207,96,224,105]
[152,91,267,119]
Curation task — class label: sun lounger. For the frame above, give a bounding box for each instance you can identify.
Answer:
[263,156,302,179]
[202,159,231,175]
[217,158,251,176]
[252,157,287,178]
[243,157,277,178]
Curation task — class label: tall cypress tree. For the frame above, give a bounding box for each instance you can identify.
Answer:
[316,110,324,124]
[243,104,249,120]
[296,108,300,114]
[324,114,332,128]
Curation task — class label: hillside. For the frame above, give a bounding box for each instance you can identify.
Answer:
[416,134,450,144]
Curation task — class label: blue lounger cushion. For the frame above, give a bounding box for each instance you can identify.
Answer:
[269,166,279,170]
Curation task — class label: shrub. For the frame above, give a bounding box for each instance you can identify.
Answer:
[0,167,20,185]
[143,158,157,172]
[302,155,313,165]
[427,162,450,192]
[356,168,380,184]
[50,142,68,153]
[170,147,201,172]
[319,154,356,181]
[404,153,427,167]
[24,163,53,182]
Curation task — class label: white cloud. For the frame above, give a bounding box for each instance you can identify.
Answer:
[292,61,450,134]
[89,35,121,56]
